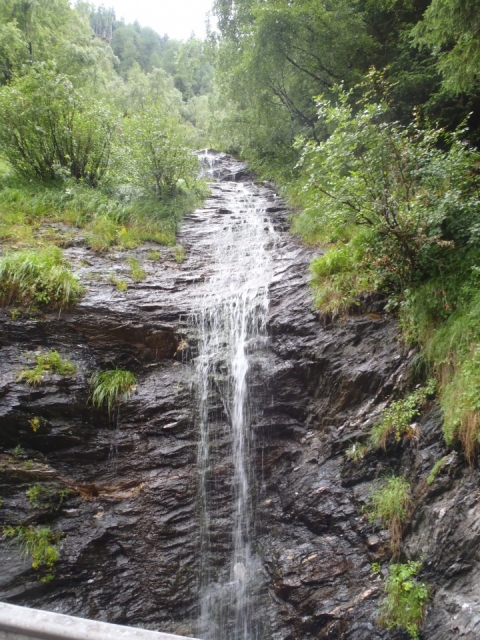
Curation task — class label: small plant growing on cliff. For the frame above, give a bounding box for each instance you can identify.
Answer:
[90,368,137,416]
[3,525,61,581]
[345,442,367,463]
[174,245,185,264]
[427,455,451,485]
[146,250,161,261]
[379,561,429,639]
[18,350,76,386]
[126,257,146,282]
[0,246,84,310]
[367,476,411,555]
[370,380,436,450]
[26,484,45,508]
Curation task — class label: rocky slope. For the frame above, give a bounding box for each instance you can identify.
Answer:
[0,153,479,639]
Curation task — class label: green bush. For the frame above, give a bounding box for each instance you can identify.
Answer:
[294,83,480,296]
[123,105,201,196]
[18,350,76,386]
[0,246,84,310]
[379,561,429,639]
[371,380,436,450]
[367,476,411,554]
[0,65,116,185]
[3,525,61,581]
[90,368,137,416]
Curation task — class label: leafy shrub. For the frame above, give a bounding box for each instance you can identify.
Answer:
[123,105,201,196]
[367,476,411,554]
[90,368,137,416]
[295,84,480,292]
[0,246,84,310]
[379,561,429,639]
[371,380,436,450]
[0,65,116,185]
[3,525,61,581]
[18,350,76,386]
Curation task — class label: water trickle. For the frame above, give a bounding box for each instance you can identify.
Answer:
[192,154,277,640]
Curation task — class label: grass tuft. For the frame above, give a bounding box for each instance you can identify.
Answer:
[90,368,137,416]
[367,476,411,555]
[126,257,146,282]
[0,246,83,310]
[3,525,61,581]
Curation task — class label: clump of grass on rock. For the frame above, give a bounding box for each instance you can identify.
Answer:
[90,369,137,416]
[0,246,83,310]
[367,476,411,555]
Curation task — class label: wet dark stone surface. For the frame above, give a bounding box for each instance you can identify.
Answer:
[1,152,479,639]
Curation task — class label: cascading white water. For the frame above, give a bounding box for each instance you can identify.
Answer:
[192,155,277,640]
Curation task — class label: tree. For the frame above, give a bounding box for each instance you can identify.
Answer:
[0,64,117,184]
[413,0,480,94]
[123,103,200,196]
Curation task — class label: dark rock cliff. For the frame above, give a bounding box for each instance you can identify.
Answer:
[0,154,479,639]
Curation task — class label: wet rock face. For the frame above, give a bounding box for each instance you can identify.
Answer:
[1,153,479,639]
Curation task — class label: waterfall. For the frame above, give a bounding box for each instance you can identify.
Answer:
[192,154,276,640]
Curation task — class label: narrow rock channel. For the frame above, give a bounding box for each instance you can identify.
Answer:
[1,153,480,640]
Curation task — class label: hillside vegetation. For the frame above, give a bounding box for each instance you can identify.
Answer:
[210,0,480,464]
[0,0,214,260]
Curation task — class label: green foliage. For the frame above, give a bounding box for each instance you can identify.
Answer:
[18,350,76,386]
[345,442,367,464]
[371,380,436,450]
[427,455,450,485]
[0,246,84,310]
[367,476,411,554]
[90,368,137,416]
[0,0,110,82]
[413,0,480,95]
[380,561,429,639]
[0,65,116,184]
[294,84,480,296]
[123,105,202,196]
[109,276,128,292]
[3,525,60,581]
[146,250,161,261]
[309,232,377,317]
[403,287,480,462]
[441,346,480,463]
[12,444,24,459]
[174,246,186,264]
[126,257,146,282]
[26,484,45,508]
